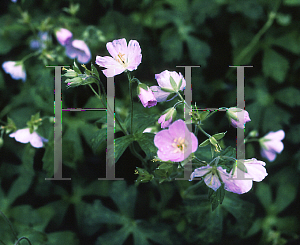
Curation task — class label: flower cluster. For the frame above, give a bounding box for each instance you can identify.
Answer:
[59,37,286,200]
[56,28,91,64]
[190,158,268,194]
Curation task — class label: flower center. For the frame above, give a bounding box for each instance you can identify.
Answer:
[115,52,126,66]
[171,137,187,153]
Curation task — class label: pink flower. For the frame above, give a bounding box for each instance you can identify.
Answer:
[9,128,48,148]
[151,70,186,102]
[56,28,73,46]
[226,107,251,128]
[259,130,285,162]
[190,165,240,192]
[56,28,91,64]
[154,119,198,162]
[228,159,268,194]
[158,107,176,128]
[2,61,26,82]
[95,38,142,77]
[137,85,157,108]
[190,158,267,194]
[65,40,91,64]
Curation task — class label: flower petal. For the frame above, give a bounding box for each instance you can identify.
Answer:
[56,28,73,46]
[9,128,31,143]
[204,172,221,191]
[150,86,174,102]
[126,40,142,71]
[261,148,277,162]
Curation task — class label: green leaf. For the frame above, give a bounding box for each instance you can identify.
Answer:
[286,124,300,143]
[91,127,107,153]
[222,193,255,235]
[212,132,226,140]
[160,28,183,62]
[199,139,210,147]
[125,113,159,134]
[274,87,300,107]
[169,75,178,91]
[115,134,134,163]
[91,63,100,79]
[47,231,80,245]
[199,111,210,121]
[208,185,225,211]
[186,36,211,66]
[73,60,82,74]
[96,228,130,245]
[135,167,154,184]
[283,0,300,5]
[256,182,272,210]
[262,48,289,83]
[262,105,291,132]
[274,182,297,213]
[135,132,157,160]
[110,181,137,217]
[227,0,264,19]
[160,87,176,93]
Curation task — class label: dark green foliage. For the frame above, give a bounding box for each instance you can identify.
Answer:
[1,0,300,244]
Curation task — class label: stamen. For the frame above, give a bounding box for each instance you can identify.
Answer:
[116,52,126,64]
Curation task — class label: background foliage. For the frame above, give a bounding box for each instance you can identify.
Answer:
[0,0,300,244]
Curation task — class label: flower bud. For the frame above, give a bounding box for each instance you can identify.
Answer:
[158,107,177,128]
[63,68,78,78]
[226,107,251,129]
[137,83,157,108]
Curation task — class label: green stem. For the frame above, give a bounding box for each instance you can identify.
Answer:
[127,72,134,134]
[197,125,211,138]
[20,51,40,63]
[176,92,191,109]
[14,237,32,245]
[88,84,128,135]
[226,0,281,77]
[244,138,259,144]
[126,72,147,165]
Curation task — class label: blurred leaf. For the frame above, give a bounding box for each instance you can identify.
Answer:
[196,207,223,243]
[47,231,80,245]
[222,193,255,235]
[287,125,300,143]
[96,228,130,245]
[186,36,211,66]
[110,181,137,216]
[160,28,183,62]
[262,105,291,132]
[0,70,4,89]
[227,0,264,19]
[273,182,297,213]
[283,0,300,5]
[274,87,300,107]
[10,205,54,231]
[262,48,289,83]
[256,182,272,210]
[191,0,220,25]
[245,218,263,237]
